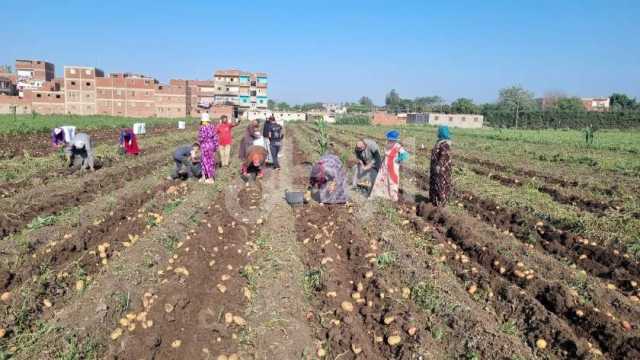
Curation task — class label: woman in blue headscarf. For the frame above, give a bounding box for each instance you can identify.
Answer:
[370,129,409,202]
[429,125,452,206]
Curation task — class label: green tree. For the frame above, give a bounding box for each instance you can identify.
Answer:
[385,89,402,113]
[610,93,637,111]
[450,98,480,114]
[267,99,276,109]
[414,96,444,112]
[358,96,374,108]
[553,97,585,112]
[0,65,12,73]
[497,85,537,128]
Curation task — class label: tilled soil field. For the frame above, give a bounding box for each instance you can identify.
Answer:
[1,122,639,359]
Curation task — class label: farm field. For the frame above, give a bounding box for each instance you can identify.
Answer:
[0,119,639,359]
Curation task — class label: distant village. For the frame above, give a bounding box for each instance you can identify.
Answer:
[0,59,615,130]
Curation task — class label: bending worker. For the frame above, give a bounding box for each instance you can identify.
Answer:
[352,138,381,192]
[69,133,95,171]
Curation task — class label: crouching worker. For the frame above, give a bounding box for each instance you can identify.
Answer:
[169,143,202,180]
[241,145,268,179]
[119,128,140,155]
[309,154,349,204]
[51,127,71,160]
[352,138,381,192]
[68,133,95,171]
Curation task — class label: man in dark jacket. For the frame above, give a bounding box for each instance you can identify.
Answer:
[69,133,95,171]
[352,138,381,190]
[267,120,284,169]
[169,143,202,180]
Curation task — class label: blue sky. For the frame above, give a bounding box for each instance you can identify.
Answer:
[2,0,639,105]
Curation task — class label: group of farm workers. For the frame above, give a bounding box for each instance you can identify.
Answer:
[51,126,141,171]
[308,124,452,207]
[169,113,284,183]
[50,119,453,208]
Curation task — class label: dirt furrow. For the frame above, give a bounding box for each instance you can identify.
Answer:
[0,153,172,239]
[416,202,640,359]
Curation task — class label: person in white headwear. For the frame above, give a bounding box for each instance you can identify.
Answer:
[68,133,95,171]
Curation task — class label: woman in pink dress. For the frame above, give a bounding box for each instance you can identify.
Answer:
[198,114,219,184]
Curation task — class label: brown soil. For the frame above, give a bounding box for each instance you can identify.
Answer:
[415,202,640,359]
[0,124,179,160]
[0,153,171,239]
[109,187,260,360]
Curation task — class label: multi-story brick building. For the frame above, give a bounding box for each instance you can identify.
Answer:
[64,66,105,115]
[96,73,157,117]
[214,70,268,115]
[15,59,55,96]
[1,59,268,119]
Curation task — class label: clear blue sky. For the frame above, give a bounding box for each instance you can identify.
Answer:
[2,0,639,105]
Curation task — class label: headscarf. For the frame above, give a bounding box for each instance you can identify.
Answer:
[437,125,450,141]
[200,113,210,123]
[386,130,400,141]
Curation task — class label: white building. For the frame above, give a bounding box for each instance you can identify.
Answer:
[245,110,306,124]
[407,113,483,129]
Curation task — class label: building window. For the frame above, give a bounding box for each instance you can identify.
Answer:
[71,81,76,86]
[461,117,466,121]
[86,82,91,86]
[434,116,439,121]
[36,93,42,98]
[56,95,61,99]
[449,117,453,122]
[70,69,76,75]
[474,117,478,122]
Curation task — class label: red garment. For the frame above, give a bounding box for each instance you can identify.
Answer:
[217,123,236,146]
[123,131,140,155]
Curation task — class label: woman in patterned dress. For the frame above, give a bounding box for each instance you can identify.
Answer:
[369,130,409,202]
[198,113,219,184]
[429,125,452,207]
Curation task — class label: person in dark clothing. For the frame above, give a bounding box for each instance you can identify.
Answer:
[352,138,381,190]
[239,120,259,161]
[429,126,452,207]
[267,120,284,169]
[69,133,95,171]
[169,143,202,180]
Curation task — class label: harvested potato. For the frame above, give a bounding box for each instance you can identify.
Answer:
[341,301,354,312]
[387,335,402,346]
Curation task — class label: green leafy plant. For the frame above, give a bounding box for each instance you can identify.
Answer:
[315,120,329,154]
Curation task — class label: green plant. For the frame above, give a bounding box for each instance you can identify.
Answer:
[314,120,329,154]
[163,199,184,214]
[411,281,442,313]
[27,215,57,230]
[303,269,322,297]
[375,252,396,269]
[499,320,518,336]
[160,235,178,251]
[111,291,130,316]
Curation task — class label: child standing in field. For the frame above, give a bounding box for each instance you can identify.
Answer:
[429,125,452,207]
[198,113,219,184]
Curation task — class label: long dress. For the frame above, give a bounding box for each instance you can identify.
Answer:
[310,154,349,204]
[429,139,452,207]
[198,124,219,179]
[370,142,408,202]
[119,128,140,155]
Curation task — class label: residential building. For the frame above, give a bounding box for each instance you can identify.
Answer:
[96,73,157,117]
[214,70,268,115]
[0,76,16,96]
[372,111,405,125]
[581,97,610,112]
[323,103,347,115]
[408,113,483,128]
[246,110,305,122]
[64,66,105,115]
[15,59,55,96]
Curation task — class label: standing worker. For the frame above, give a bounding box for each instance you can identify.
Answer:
[68,133,95,171]
[119,128,140,156]
[352,138,381,192]
[267,119,284,170]
[369,130,409,202]
[429,125,453,207]
[216,115,237,167]
[198,113,219,184]
[262,115,276,165]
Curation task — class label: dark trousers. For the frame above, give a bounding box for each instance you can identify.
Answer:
[270,143,281,168]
